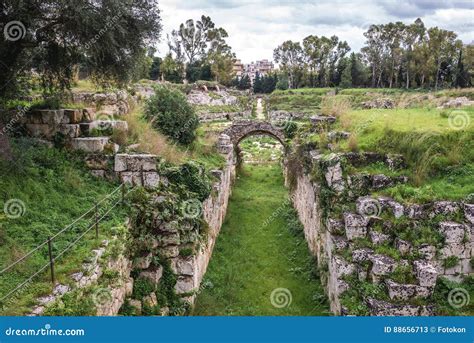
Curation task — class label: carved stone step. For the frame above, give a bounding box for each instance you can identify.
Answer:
[80,120,128,135]
[71,137,115,153]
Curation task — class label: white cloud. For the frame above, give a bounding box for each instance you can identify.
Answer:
[156,0,474,62]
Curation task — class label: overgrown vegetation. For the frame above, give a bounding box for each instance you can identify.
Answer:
[144,86,199,145]
[192,164,329,315]
[0,138,127,315]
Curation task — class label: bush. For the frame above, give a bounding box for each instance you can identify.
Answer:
[283,120,297,139]
[161,161,211,201]
[144,85,199,145]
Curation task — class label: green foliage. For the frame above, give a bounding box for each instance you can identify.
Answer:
[443,256,459,269]
[161,161,211,201]
[144,85,199,145]
[43,288,96,316]
[390,265,417,284]
[0,0,162,100]
[432,276,474,315]
[149,57,162,80]
[132,277,156,299]
[340,276,389,316]
[0,138,127,315]
[192,164,329,315]
[283,120,298,139]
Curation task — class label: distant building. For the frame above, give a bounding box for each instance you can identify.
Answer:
[233,59,274,84]
[233,59,244,78]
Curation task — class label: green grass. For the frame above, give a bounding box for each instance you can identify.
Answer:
[192,164,329,316]
[339,107,474,135]
[0,138,128,315]
[335,107,474,202]
[194,104,241,114]
[239,136,284,164]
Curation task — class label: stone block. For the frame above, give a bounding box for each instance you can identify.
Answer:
[143,293,158,308]
[369,231,391,245]
[356,196,382,217]
[332,255,355,278]
[461,258,473,274]
[413,260,438,287]
[133,253,152,269]
[83,108,97,122]
[352,248,374,263]
[331,234,348,250]
[143,172,160,188]
[160,245,179,258]
[114,154,157,172]
[418,244,436,260]
[174,257,195,276]
[387,200,404,218]
[370,254,396,276]
[129,299,142,315]
[430,201,460,218]
[57,124,80,138]
[464,203,474,224]
[366,298,420,316]
[438,221,466,244]
[139,266,163,284]
[71,137,109,152]
[326,218,345,235]
[343,213,368,240]
[405,204,427,219]
[64,109,83,123]
[159,233,180,246]
[371,174,393,190]
[39,109,65,125]
[386,279,432,301]
[174,276,195,294]
[395,238,412,255]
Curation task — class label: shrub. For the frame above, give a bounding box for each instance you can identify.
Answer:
[144,85,199,145]
[283,120,297,139]
[132,277,155,299]
[161,161,211,201]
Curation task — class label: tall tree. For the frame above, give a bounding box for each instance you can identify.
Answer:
[168,15,234,82]
[427,27,460,90]
[168,15,214,64]
[0,0,162,99]
[362,25,385,87]
[273,40,304,89]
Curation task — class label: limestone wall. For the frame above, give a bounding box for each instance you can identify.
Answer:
[285,150,474,316]
[122,139,236,313]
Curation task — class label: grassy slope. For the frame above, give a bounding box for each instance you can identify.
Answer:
[279,87,474,202]
[336,107,474,202]
[0,138,127,315]
[192,164,329,316]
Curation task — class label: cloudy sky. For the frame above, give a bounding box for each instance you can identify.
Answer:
[157,0,474,63]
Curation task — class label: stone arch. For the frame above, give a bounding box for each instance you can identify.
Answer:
[221,120,286,148]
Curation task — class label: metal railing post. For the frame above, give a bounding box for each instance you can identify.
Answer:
[47,236,55,285]
[140,165,144,186]
[95,202,99,239]
[121,183,125,205]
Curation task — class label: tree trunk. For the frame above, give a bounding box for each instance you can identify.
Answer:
[435,62,441,91]
[0,122,13,161]
[406,69,409,89]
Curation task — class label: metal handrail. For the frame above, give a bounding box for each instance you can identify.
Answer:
[0,183,136,304]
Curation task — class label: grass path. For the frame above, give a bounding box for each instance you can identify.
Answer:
[192,164,329,316]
